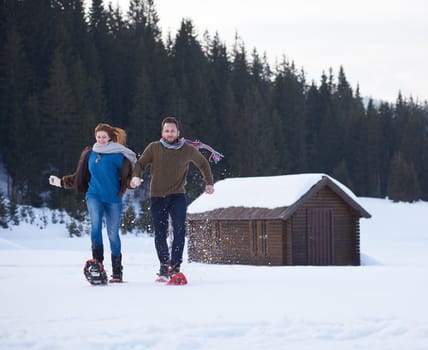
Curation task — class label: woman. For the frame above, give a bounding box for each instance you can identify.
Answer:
[49,123,137,284]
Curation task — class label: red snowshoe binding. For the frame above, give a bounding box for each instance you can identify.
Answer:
[155,263,188,285]
[166,264,188,285]
[167,272,188,285]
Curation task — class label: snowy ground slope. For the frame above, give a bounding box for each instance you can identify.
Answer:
[1,198,428,350]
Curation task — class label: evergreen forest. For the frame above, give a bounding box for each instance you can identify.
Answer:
[1,0,428,221]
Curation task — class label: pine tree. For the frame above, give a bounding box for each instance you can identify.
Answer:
[128,0,160,39]
[70,57,97,147]
[128,0,168,150]
[0,1,7,52]
[204,32,234,177]
[8,198,18,225]
[0,190,8,228]
[272,58,306,173]
[377,102,396,197]
[89,0,108,40]
[42,48,76,171]
[305,82,323,172]
[230,34,250,107]
[344,106,368,195]
[89,0,122,124]
[171,19,211,137]
[0,26,35,202]
[332,159,353,189]
[204,32,231,145]
[313,72,344,173]
[23,93,44,205]
[365,100,382,197]
[18,0,56,88]
[225,35,253,176]
[128,67,158,151]
[334,66,354,122]
[398,101,426,189]
[387,152,421,202]
[231,85,271,176]
[121,202,136,234]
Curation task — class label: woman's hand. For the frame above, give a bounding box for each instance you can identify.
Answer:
[49,175,62,188]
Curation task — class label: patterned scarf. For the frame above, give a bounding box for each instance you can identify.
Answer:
[160,138,224,164]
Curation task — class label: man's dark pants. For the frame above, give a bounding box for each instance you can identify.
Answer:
[150,194,187,267]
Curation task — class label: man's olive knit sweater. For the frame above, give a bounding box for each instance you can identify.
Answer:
[133,141,213,197]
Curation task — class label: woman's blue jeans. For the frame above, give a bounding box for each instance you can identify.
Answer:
[150,194,187,267]
[86,196,123,257]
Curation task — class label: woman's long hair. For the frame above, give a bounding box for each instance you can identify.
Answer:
[94,123,127,146]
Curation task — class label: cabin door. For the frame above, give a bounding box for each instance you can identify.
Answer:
[307,208,333,265]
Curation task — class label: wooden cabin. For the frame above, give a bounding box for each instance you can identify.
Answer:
[187,174,371,266]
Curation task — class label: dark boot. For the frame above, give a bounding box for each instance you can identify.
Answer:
[92,245,104,263]
[169,264,180,276]
[110,254,123,283]
[85,245,107,285]
[156,263,170,282]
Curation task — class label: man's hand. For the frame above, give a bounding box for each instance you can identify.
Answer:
[130,176,142,188]
[205,185,214,194]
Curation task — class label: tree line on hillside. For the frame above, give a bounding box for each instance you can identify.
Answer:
[1,0,427,221]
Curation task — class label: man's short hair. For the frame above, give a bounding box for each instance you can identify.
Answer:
[161,116,179,130]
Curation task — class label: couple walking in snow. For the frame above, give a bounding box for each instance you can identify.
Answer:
[49,117,222,284]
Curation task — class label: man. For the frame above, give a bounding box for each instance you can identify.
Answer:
[131,116,219,282]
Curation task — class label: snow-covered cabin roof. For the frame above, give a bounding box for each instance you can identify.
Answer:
[188,173,371,220]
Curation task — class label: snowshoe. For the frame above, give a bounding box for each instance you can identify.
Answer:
[83,259,108,285]
[166,272,188,285]
[109,276,123,283]
[155,263,188,285]
[166,264,187,285]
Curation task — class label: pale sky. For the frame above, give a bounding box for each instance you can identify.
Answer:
[108,0,428,103]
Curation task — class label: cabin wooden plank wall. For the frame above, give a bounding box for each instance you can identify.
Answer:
[248,220,284,265]
[353,217,361,265]
[284,221,293,265]
[264,221,284,265]
[187,220,208,263]
[220,221,249,263]
[290,186,359,265]
[188,219,285,265]
[188,220,251,264]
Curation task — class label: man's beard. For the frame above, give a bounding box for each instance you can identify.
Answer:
[166,137,179,145]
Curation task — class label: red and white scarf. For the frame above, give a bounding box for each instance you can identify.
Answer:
[160,138,224,163]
